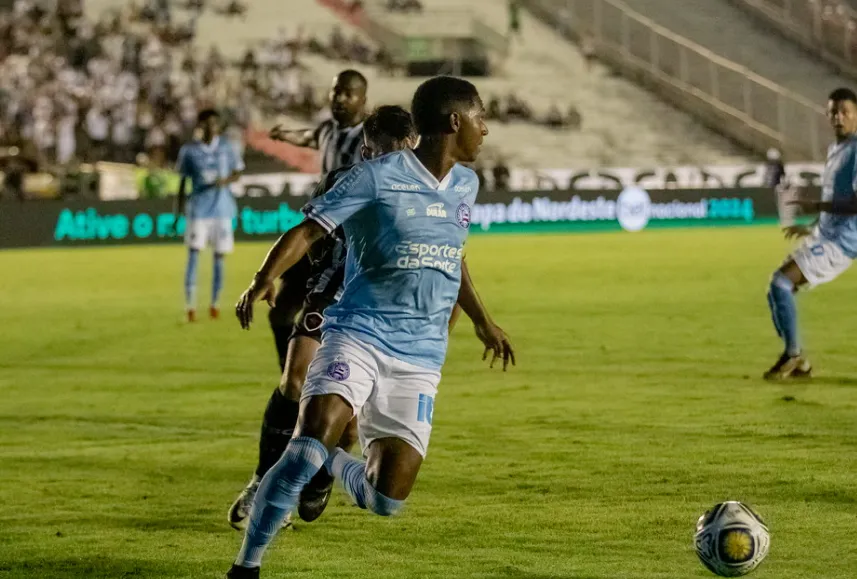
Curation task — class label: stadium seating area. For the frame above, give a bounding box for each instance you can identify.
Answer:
[20,0,857,176]
[613,0,852,105]
[185,0,752,169]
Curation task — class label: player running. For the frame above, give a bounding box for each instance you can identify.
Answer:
[226,77,513,578]
[175,109,245,322]
[228,105,417,531]
[266,69,368,372]
[764,87,857,379]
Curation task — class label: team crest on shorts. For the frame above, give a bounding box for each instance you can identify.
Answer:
[456,203,471,228]
[326,361,350,381]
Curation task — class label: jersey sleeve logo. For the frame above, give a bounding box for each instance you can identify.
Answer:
[456,203,472,228]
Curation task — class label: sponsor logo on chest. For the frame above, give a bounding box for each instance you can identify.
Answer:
[426,203,447,218]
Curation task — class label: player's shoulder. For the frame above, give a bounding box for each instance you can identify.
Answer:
[452,163,479,184]
[449,164,479,199]
[178,140,198,154]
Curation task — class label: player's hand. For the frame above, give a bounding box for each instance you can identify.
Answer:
[474,321,516,371]
[235,277,276,330]
[782,225,811,241]
[269,124,289,141]
[787,198,820,214]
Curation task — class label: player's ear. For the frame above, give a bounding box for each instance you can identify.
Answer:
[360,144,371,160]
[449,112,461,133]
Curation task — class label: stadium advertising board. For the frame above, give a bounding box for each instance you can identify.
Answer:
[95,162,824,200]
[469,187,780,233]
[0,187,784,249]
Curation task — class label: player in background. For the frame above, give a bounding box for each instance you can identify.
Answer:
[175,109,244,322]
[226,76,514,579]
[764,87,857,379]
[228,105,416,531]
[266,69,368,372]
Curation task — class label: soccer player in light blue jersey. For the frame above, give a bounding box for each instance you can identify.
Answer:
[764,87,857,379]
[175,109,245,322]
[226,77,514,579]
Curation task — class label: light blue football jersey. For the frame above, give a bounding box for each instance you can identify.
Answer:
[176,136,244,220]
[819,135,857,258]
[303,149,479,370]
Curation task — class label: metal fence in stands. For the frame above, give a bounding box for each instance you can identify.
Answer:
[733,0,857,70]
[527,0,829,160]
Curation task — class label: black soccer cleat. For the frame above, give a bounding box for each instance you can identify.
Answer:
[763,352,812,380]
[297,469,334,522]
[225,564,259,579]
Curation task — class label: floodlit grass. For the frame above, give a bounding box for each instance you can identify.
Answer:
[1,227,856,578]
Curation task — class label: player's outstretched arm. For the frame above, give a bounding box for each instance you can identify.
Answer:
[456,260,516,371]
[790,198,857,215]
[235,220,326,329]
[268,125,318,149]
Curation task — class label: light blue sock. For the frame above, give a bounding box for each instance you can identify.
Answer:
[327,448,404,517]
[212,253,225,307]
[768,271,801,356]
[184,249,199,309]
[235,436,328,568]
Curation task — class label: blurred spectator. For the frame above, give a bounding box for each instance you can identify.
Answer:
[581,36,596,72]
[493,158,511,191]
[545,104,565,129]
[764,148,786,188]
[567,105,582,130]
[387,0,423,12]
[508,0,521,37]
[506,93,532,121]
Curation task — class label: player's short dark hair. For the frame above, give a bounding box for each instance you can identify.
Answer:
[197,108,220,123]
[363,105,416,144]
[411,76,480,135]
[828,88,857,104]
[336,69,368,91]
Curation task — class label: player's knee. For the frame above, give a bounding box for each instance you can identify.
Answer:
[770,270,795,292]
[366,483,405,517]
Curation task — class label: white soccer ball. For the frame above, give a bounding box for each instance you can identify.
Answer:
[694,501,770,577]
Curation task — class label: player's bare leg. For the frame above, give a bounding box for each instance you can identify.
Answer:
[229,336,357,529]
[326,437,422,517]
[227,394,353,578]
[765,258,812,380]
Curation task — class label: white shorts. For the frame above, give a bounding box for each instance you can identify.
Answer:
[301,331,441,458]
[185,218,234,254]
[791,233,852,287]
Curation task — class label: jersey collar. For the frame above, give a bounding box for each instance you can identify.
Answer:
[403,149,453,191]
[199,136,220,154]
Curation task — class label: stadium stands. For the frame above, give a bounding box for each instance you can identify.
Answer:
[525,0,834,161]
[7,0,750,178]
[295,0,751,168]
[729,0,857,81]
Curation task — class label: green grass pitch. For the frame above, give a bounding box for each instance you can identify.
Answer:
[2,227,857,579]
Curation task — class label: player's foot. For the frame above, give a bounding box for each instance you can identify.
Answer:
[186,309,197,323]
[210,306,220,320]
[225,564,259,579]
[228,476,260,531]
[763,352,812,380]
[228,476,292,531]
[297,468,334,522]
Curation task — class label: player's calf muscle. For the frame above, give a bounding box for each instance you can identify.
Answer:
[365,438,423,501]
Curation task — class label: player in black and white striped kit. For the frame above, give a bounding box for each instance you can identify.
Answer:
[264,69,367,372]
[227,70,369,531]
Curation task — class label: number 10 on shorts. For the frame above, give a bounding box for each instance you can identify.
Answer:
[417,394,434,425]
